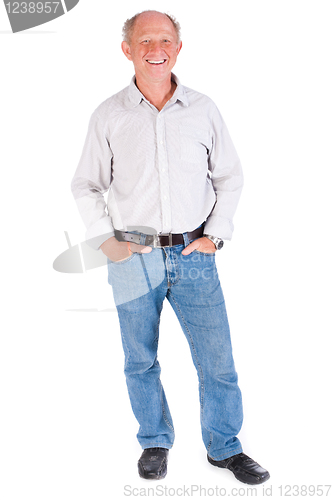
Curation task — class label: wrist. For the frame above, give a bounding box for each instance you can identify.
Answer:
[203,234,224,250]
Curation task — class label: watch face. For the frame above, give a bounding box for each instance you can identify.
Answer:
[216,239,224,250]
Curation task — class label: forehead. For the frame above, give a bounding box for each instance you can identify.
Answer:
[133,12,177,39]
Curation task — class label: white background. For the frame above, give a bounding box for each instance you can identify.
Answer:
[1,0,332,498]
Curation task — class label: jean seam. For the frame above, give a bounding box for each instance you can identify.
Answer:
[108,252,137,265]
[171,251,181,287]
[163,248,181,287]
[139,254,153,292]
[155,300,173,432]
[193,250,216,257]
[159,379,174,431]
[154,317,160,345]
[119,326,131,368]
[168,292,213,450]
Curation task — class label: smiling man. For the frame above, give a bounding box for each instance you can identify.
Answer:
[71,10,270,484]
[121,12,182,110]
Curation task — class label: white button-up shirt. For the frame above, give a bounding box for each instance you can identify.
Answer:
[71,74,244,249]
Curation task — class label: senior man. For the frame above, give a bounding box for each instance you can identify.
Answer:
[71,10,269,485]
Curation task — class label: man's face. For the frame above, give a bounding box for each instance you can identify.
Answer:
[122,12,182,86]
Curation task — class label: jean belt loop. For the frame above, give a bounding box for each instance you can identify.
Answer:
[153,234,159,248]
[140,232,146,245]
[183,231,190,247]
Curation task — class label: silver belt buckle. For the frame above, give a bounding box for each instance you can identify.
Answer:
[152,233,173,247]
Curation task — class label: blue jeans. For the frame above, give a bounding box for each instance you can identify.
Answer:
[107,231,243,460]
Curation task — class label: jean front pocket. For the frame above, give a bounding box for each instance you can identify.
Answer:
[107,252,137,265]
[107,253,149,306]
[192,249,216,257]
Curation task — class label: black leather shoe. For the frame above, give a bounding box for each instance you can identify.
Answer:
[207,452,270,485]
[138,447,169,480]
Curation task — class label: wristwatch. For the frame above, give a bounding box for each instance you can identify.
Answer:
[203,234,224,250]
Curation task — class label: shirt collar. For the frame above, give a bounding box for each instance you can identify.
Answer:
[128,73,189,108]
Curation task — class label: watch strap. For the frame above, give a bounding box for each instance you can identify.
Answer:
[203,234,224,250]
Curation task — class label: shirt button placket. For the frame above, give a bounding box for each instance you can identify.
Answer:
[156,113,172,233]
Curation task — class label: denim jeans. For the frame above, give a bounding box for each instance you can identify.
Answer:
[107,231,243,460]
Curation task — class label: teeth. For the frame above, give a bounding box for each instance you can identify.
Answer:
[147,60,165,64]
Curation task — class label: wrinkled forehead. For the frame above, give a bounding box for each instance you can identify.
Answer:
[133,12,177,40]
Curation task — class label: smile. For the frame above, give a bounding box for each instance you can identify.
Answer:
[146,59,167,65]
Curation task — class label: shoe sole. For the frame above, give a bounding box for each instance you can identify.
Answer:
[138,462,167,480]
[207,455,270,485]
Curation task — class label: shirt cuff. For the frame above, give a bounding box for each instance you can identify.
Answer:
[203,215,234,241]
[85,217,115,250]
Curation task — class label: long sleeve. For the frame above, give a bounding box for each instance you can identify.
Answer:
[203,107,244,240]
[71,109,115,250]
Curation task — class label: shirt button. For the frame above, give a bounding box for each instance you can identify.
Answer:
[160,140,163,145]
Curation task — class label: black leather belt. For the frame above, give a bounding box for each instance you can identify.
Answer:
[115,226,204,248]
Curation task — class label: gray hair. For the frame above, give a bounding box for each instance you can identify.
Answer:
[122,10,181,45]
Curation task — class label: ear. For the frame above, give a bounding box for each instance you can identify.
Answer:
[121,41,132,61]
[176,41,183,56]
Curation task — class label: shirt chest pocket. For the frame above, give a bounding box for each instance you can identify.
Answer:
[179,125,210,165]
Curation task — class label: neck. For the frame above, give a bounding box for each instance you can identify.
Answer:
[135,75,176,111]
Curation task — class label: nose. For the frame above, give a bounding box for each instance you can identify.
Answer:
[148,41,165,55]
